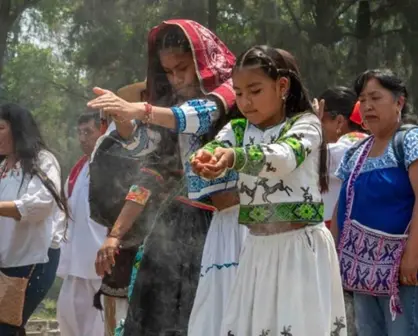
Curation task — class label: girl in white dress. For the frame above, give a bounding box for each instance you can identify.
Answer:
[191,46,347,336]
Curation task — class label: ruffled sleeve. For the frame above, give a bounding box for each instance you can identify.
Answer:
[14,151,62,224]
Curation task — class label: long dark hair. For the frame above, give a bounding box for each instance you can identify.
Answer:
[147,24,192,107]
[233,46,328,192]
[319,86,364,132]
[0,103,70,219]
[354,69,409,119]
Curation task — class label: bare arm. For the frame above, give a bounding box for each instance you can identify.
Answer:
[0,201,21,220]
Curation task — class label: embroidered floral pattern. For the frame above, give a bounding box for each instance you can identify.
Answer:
[239,202,323,224]
[125,185,151,206]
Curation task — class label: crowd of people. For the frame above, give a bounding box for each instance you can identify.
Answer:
[0,18,417,336]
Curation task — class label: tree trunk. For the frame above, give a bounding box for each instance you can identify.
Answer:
[355,0,371,74]
[0,0,42,82]
[207,0,218,33]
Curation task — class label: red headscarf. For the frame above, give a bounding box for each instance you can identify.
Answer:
[147,19,236,112]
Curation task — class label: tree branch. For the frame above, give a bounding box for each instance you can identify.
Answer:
[332,0,359,23]
[371,28,405,39]
[282,0,303,32]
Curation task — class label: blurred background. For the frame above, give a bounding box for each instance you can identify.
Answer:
[1,0,417,317]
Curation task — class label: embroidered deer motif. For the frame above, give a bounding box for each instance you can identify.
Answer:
[258,178,293,203]
[266,162,277,172]
[331,317,346,336]
[280,326,293,336]
[239,182,257,205]
[381,243,399,261]
[376,268,391,291]
[249,136,255,145]
[358,237,378,261]
[352,265,370,288]
[300,186,313,202]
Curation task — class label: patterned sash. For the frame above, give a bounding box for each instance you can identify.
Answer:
[337,136,409,320]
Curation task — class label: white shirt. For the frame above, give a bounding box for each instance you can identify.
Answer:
[57,162,107,279]
[0,151,65,268]
[323,132,367,221]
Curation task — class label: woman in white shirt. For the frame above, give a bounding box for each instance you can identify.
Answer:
[0,103,68,335]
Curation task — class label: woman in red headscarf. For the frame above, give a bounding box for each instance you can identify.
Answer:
[88,20,246,335]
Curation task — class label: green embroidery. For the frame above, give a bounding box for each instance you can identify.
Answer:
[231,118,247,146]
[202,140,225,154]
[239,202,324,224]
[233,148,246,171]
[282,136,306,167]
[240,145,266,174]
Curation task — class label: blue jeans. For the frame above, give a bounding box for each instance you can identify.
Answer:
[0,248,60,335]
[354,286,418,336]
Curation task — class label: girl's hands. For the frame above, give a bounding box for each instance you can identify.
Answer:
[191,148,235,179]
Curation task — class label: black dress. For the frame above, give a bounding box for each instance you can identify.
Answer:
[123,184,212,336]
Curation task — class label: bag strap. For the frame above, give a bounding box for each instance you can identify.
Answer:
[27,265,36,280]
[344,136,374,222]
[391,124,418,168]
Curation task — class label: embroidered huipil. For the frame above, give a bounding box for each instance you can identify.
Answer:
[172,99,237,200]
[336,128,418,236]
[200,112,324,225]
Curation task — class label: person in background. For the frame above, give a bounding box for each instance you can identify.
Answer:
[318,87,367,230]
[56,111,107,336]
[333,69,418,336]
[0,103,68,335]
[89,82,151,336]
[315,87,368,336]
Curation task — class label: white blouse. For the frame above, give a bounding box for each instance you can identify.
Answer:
[0,150,65,268]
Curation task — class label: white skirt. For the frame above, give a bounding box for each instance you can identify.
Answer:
[220,223,347,336]
[188,205,248,336]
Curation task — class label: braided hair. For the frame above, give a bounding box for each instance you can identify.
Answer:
[233,46,328,192]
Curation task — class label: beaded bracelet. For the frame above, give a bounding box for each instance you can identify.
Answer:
[143,103,153,123]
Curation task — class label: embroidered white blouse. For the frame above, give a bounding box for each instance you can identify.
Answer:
[172,99,237,200]
[201,112,324,225]
[0,150,65,267]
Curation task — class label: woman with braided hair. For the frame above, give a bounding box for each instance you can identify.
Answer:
[191,46,347,335]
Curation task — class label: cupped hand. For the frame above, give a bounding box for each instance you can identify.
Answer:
[87,87,144,121]
[191,148,234,179]
[95,237,120,278]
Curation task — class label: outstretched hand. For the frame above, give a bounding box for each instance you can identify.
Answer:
[87,87,144,122]
[191,148,235,179]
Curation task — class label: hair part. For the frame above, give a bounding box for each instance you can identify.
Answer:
[234,45,328,192]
